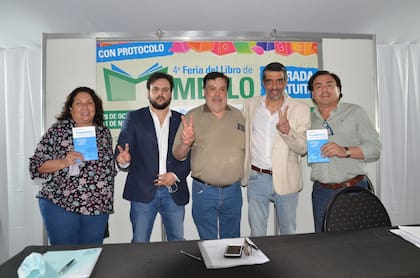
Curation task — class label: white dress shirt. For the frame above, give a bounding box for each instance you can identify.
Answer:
[149,107,171,175]
[250,98,279,170]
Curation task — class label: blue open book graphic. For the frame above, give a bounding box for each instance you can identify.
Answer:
[103,63,168,101]
[111,62,163,78]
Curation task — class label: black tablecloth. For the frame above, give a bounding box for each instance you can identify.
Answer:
[2,226,420,277]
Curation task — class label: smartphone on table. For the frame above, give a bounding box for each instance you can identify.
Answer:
[224,244,242,258]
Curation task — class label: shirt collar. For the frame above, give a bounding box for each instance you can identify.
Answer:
[148,106,172,120]
[313,100,342,120]
[202,103,232,112]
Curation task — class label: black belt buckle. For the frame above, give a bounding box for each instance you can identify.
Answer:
[192,177,227,188]
[192,177,206,184]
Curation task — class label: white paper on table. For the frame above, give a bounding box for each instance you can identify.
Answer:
[197,237,269,269]
[390,226,420,248]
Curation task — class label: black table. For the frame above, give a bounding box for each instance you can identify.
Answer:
[2,226,420,278]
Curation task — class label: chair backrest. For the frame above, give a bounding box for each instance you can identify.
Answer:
[366,176,375,193]
[323,186,391,232]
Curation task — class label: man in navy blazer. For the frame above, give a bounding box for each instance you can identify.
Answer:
[116,72,191,242]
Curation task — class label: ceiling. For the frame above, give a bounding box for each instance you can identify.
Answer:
[1,0,419,48]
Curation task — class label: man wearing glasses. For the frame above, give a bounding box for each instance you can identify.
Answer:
[242,62,311,236]
[116,72,191,242]
[308,70,381,232]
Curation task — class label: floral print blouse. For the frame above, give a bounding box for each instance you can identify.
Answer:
[29,119,117,215]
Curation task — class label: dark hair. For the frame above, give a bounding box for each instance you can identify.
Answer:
[203,72,230,89]
[146,72,174,91]
[262,62,287,81]
[308,70,343,98]
[57,86,104,126]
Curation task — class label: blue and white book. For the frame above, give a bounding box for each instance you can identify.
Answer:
[307,129,330,163]
[72,126,98,161]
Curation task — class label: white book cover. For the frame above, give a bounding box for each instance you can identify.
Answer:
[72,126,98,161]
[307,129,330,163]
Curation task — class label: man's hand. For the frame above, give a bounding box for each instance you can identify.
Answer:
[276,105,290,134]
[154,172,177,187]
[180,115,195,146]
[116,143,131,164]
[321,142,346,158]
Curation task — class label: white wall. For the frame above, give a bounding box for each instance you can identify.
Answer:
[322,38,379,189]
[42,34,377,243]
[0,49,9,263]
[1,48,45,264]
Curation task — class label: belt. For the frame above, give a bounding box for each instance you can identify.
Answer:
[317,175,366,190]
[251,165,272,175]
[192,177,231,188]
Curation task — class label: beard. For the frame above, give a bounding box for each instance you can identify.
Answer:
[267,90,283,101]
[149,96,171,110]
[206,96,226,113]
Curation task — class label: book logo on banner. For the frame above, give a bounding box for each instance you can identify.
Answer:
[103,63,167,101]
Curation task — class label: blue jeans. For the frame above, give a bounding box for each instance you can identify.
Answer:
[130,186,185,242]
[38,197,109,245]
[191,179,242,240]
[312,178,368,232]
[247,171,299,236]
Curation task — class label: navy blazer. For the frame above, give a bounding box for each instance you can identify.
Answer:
[116,108,191,206]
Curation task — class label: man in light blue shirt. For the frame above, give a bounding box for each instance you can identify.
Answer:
[308,70,381,232]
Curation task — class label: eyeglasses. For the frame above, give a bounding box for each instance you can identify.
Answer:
[322,120,334,136]
[243,238,252,256]
[242,237,260,256]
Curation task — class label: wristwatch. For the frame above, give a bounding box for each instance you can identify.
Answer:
[344,147,351,158]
